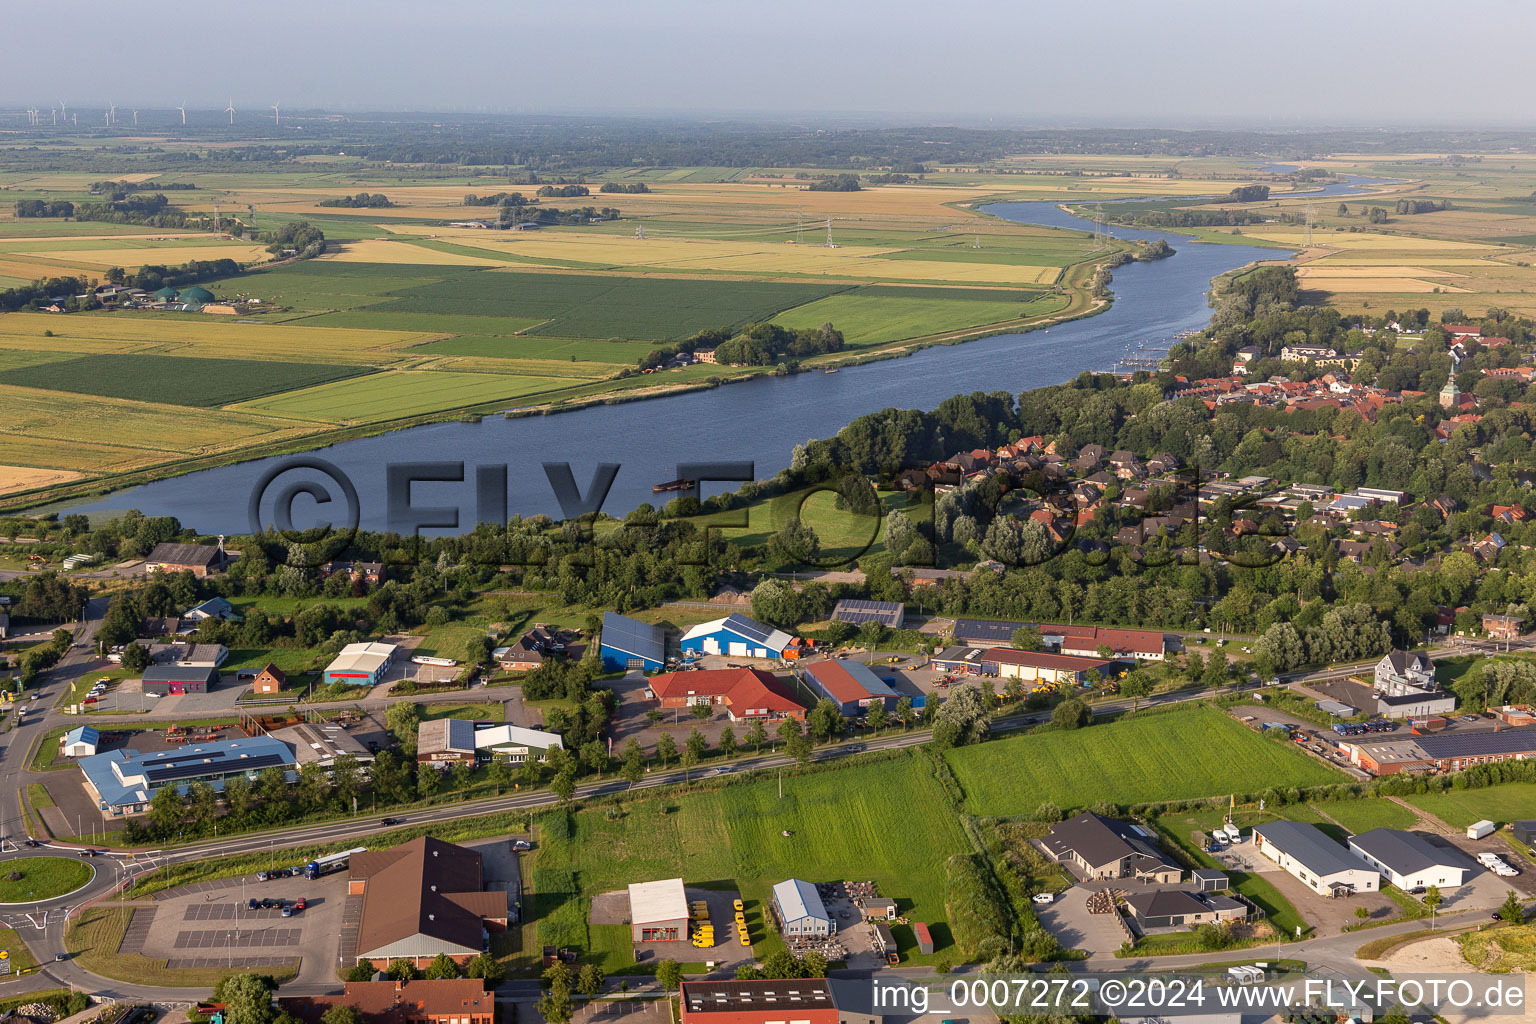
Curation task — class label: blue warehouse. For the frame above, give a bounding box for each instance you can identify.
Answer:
[680,613,794,659]
[600,611,667,672]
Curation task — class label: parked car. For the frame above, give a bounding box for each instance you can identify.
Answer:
[247,898,259,910]
[1031,893,1055,905]
[294,898,306,911]
[281,905,293,918]
[255,871,269,881]
[512,840,531,851]
[260,898,276,909]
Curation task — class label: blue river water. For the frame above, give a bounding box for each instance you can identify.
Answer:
[61,175,1393,534]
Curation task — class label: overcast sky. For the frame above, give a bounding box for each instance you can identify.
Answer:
[9,0,1532,126]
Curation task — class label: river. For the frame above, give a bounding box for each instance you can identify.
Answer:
[60,174,1394,534]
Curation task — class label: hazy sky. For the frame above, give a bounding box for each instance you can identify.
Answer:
[9,0,1534,125]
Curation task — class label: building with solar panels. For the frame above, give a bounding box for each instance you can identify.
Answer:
[78,736,296,817]
[680,613,794,659]
[600,611,666,672]
[830,599,905,630]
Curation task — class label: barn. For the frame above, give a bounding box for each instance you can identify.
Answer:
[600,611,666,672]
[680,613,793,659]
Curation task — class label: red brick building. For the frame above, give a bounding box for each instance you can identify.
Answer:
[252,663,286,694]
[645,668,806,721]
[680,980,838,1024]
[280,980,493,1024]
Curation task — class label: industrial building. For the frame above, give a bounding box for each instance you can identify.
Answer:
[350,837,508,968]
[141,663,218,695]
[267,721,375,770]
[929,646,1114,686]
[628,877,689,942]
[1347,828,1469,890]
[679,979,838,1024]
[600,611,667,672]
[323,641,398,688]
[771,878,835,938]
[1341,726,1536,775]
[78,736,296,817]
[645,667,806,721]
[1040,812,1181,882]
[680,613,794,659]
[950,619,1165,660]
[416,719,565,765]
[830,599,906,630]
[1253,821,1379,896]
[799,659,899,716]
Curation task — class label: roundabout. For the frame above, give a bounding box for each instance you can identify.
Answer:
[0,855,96,905]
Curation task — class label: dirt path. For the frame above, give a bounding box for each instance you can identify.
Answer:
[1385,794,1458,835]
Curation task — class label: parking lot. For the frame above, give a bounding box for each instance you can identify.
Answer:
[135,863,350,986]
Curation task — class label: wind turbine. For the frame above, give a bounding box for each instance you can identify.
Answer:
[271,102,279,126]
[50,107,56,126]
[108,103,116,125]
[104,108,110,126]
[59,99,66,122]
[132,110,138,126]
[177,103,186,125]
[224,99,236,125]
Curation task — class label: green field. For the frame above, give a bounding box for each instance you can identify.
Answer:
[414,335,648,364]
[947,708,1344,816]
[0,354,372,407]
[0,856,93,902]
[375,271,849,340]
[530,752,969,970]
[773,293,1054,347]
[1311,797,1419,833]
[237,369,565,421]
[1405,783,1536,829]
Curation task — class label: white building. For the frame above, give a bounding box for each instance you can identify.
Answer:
[1374,650,1436,696]
[1348,828,1468,890]
[1253,821,1379,896]
[474,724,565,763]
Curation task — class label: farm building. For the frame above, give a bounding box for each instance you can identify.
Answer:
[830,599,905,630]
[323,641,397,687]
[680,613,794,659]
[1040,812,1181,882]
[645,668,806,721]
[280,979,494,1024]
[252,664,286,694]
[680,980,837,1024]
[1122,889,1248,929]
[929,646,1114,686]
[628,877,689,942]
[350,836,508,968]
[1342,726,1536,775]
[1347,829,1470,890]
[178,286,215,303]
[145,540,228,577]
[183,597,241,623]
[78,736,295,817]
[771,878,835,937]
[799,659,899,716]
[1253,821,1379,896]
[141,664,218,695]
[600,611,667,671]
[61,726,99,757]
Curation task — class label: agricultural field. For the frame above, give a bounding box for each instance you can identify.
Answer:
[946,707,1344,817]
[234,369,574,423]
[1404,783,1536,830]
[0,354,371,407]
[528,752,969,970]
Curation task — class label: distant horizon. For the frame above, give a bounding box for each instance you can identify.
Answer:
[11,0,1536,126]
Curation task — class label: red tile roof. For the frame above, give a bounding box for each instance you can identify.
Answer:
[647,668,806,716]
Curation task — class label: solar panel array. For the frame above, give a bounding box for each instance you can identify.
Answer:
[832,599,903,626]
[723,613,781,646]
[602,611,665,664]
[953,618,1020,644]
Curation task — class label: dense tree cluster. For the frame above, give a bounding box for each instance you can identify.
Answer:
[317,192,393,208]
[1224,184,1271,202]
[260,220,326,258]
[536,184,590,197]
[806,173,861,192]
[712,322,844,366]
[599,181,650,193]
[13,199,74,217]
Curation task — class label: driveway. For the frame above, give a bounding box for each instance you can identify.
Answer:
[1035,886,1127,955]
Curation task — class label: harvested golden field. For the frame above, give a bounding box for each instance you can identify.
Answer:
[0,464,85,495]
[318,238,509,266]
[0,313,437,362]
[1242,228,1500,251]
[8,243,272,273]
[383,232,1062,285]
[1300,275,1468,293]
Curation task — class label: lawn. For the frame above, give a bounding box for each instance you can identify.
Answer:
[0,354,372,408]
[0,856,93,902]
[528,752,969,971]
[946,707,1344,817]
[235,369,568,421]
[419,702,499,722]
[1310,797,1419,834]
[0,927,37,972]
[1405,783,1536,830]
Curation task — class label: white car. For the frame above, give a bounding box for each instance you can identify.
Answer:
[1031,893,1055,905]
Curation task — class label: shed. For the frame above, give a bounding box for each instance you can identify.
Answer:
[1191,868,1228,892]
[62,725,99,757]
[863,897,898,920]
[1512,820,1536,846]
[913,921,934,954]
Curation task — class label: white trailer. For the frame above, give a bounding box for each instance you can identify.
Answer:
[1468,820,1497,840]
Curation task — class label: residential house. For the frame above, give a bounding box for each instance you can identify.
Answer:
[1040,812,1181,883]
